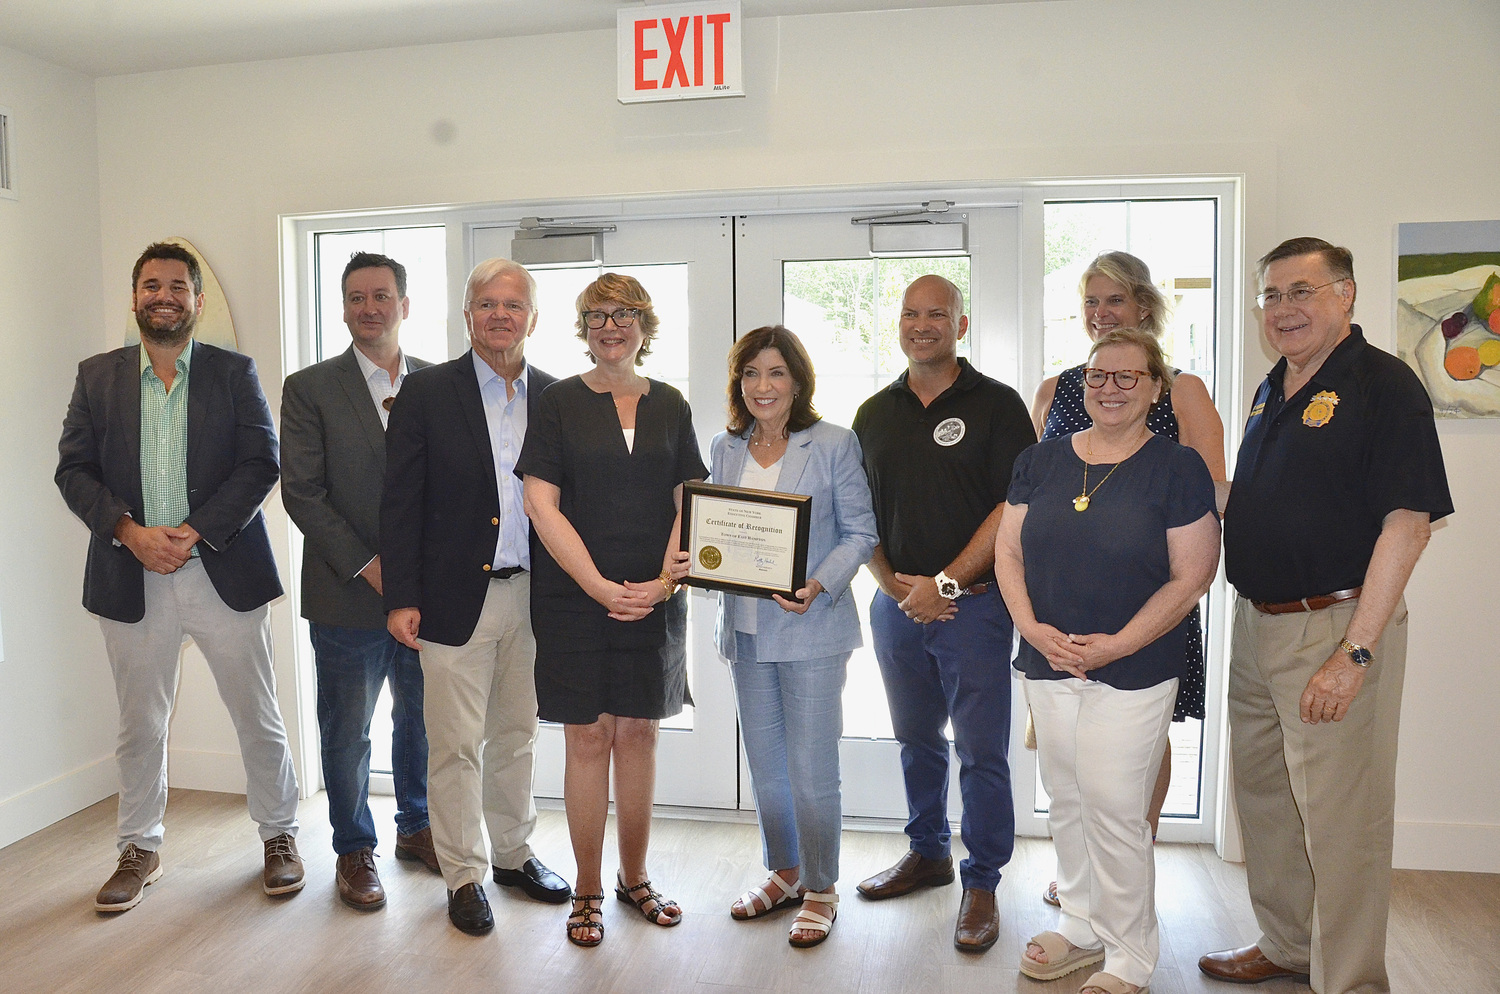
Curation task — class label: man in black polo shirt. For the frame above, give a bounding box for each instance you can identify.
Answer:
[1200,238,1451,994]
[851,274,1035,952]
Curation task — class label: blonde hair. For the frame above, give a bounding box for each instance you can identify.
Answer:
[1079,251,1170,337]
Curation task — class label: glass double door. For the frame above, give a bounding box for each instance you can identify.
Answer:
[471,205,1029,825]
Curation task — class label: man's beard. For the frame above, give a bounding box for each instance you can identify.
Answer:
[136,306,197,346]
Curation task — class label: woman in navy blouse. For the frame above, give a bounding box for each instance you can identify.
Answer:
[996,329,1221,994]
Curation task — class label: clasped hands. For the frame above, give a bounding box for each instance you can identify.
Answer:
[118,517,200,574]
[1024,621,1124,680]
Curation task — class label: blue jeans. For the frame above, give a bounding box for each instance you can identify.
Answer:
[869,586,1015,891]
[310,622,429,854]
[732,632,848,893]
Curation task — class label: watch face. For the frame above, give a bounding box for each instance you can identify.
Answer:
[938,580,959,598]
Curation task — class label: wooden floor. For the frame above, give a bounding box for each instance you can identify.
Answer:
[2,790,1496,994]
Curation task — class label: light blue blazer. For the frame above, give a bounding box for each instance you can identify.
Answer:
[710,419,878,664]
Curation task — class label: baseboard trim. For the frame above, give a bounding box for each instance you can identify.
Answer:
[0,758,117,849]
[1394,820,1500,873]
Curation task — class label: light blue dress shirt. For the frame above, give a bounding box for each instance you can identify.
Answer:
[471,351,530,570]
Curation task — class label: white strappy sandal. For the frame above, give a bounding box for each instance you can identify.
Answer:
[788,891,838,948]
[730,872,803,920]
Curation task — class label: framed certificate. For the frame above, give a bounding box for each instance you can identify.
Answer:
[679,482,811,599]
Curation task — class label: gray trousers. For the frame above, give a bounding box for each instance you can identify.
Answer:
[1229,596,1408,994]
[98,559,300,852]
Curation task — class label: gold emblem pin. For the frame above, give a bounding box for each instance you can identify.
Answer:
[1302,390,1339,428]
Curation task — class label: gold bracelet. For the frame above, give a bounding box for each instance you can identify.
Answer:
[657,569,678,595]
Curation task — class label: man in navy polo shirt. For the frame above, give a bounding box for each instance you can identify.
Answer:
[851,274,1035,952]
[1200,238,1452,994]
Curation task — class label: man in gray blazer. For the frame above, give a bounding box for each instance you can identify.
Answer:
[281,252,437,910]
[57,242,302,913]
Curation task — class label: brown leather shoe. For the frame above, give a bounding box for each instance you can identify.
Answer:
[1198,944,1310,984]
[953,887,999,952]
[263,833,306,896]
[336,848,386,910]
[856,850,955,900]
[95,844,162,912]
[394,826,441,873]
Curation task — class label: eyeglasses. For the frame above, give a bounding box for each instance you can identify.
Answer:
[1082,367,1153,390]
[581,308,641,330]
[1255,279,1343,309]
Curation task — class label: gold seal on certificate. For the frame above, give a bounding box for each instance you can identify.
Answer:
[679,482,812,600]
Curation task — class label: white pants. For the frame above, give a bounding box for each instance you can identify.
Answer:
[98,559,300,852]
[1026,675,1177,989]
[419,575,539,890]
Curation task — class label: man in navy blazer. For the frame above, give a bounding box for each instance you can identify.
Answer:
[56,242,302,914]
[381,257,567,934]
[281,251,437,911]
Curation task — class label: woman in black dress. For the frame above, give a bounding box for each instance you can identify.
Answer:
[1031,252,1225,907]
[518,273,707,947]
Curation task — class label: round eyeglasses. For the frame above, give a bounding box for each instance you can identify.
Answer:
[581,307,641,330]
[1082,367,1153,390]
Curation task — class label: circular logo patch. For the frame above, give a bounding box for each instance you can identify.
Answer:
[933,417,966,446]
[698,546,722,570]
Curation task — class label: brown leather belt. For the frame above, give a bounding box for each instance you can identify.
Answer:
[1252,586,1361,614]
[964,583,990,596]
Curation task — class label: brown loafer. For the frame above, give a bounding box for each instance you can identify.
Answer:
[262,833,306,896]
[336,848,386,910]
[953,887,999,952]
[394,826,441,873]
[95,844,162,912]
[856,850,954,900]
[1198,944,1310,984]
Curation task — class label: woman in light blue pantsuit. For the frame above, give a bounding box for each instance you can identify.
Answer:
[680,325,876,948]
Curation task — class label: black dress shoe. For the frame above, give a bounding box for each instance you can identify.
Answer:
[447,883,494,934]
[493,857,570,904]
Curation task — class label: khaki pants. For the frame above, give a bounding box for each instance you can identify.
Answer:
[1228,596,1408,994]
[419,575,539,890]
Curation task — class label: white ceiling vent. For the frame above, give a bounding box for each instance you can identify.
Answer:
[0,107,14,200]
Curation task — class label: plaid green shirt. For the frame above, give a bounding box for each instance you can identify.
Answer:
[139,341,197,556]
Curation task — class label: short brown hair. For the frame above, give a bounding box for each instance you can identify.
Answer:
[133,242,202,295]
[1088,327,1175,409]
[574,273,661,366]
[1256,237,1356,307]
[725,325,821,436]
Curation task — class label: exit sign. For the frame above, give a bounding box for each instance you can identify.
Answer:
[618,1,744,104]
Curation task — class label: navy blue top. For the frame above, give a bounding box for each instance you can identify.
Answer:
[1008,432,1215,690]
[1225,325,1452,603]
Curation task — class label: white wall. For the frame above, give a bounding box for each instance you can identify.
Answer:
[0,44,118,847]
[11,0,1494,868]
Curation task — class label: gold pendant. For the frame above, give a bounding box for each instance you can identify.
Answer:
[1073,495,1090,512]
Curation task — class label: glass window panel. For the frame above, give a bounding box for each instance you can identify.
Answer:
[314,226,448,363]
[1039,199,1217,821]
[782,256,971,741]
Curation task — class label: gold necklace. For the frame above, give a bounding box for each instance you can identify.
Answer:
[1074,431,1141,512]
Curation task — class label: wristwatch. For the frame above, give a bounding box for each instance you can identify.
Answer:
[1338,637,1373,668]
[934,570,963,600]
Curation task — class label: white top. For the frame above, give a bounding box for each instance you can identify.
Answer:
[734,454,782,634]
[351,346,409,430]
[622,427,635,454]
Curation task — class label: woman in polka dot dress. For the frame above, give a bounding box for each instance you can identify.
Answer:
[1030,251,1225,907]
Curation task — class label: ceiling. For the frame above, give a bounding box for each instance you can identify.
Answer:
[0,0,1024,78]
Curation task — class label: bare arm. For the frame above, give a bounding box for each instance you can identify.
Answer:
[1300,508,1432,724]
[1030,374,1060,441]
[1068,511,1222,671]
[522,475,659,622]
[895,501,1005,623]
[994,501,1085,676]
[1169,373,1227,481]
